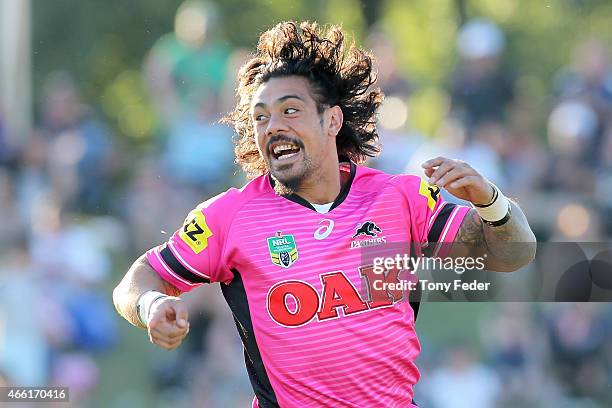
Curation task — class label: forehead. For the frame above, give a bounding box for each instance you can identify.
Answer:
[251,76,316,108]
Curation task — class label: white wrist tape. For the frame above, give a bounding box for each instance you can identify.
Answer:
[473,183,510,223]
[137,290,168,326]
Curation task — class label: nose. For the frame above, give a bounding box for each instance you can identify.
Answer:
[265,111,290,138]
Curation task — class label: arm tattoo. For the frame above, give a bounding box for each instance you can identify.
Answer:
[456,201,536,270]
[455,208,485,248]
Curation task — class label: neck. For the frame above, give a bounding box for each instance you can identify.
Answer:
[296,156,341,204]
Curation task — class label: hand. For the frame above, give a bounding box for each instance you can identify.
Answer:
[147,297,190,350]
[421,157,494,205]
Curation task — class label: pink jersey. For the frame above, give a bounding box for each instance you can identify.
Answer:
[147,162,470,407]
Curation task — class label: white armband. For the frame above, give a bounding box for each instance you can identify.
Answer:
[136,291,168,326]
[472,183,511,227]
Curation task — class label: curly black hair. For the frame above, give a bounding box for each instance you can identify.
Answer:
[224,21,384,178]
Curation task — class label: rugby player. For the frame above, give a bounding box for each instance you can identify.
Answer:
[113,21,536,407]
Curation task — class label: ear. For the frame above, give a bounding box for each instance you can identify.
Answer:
[325,105,343,138]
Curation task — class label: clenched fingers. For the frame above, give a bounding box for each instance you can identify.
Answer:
[147,297,190,350]
[149,335,184,350]
[150,320,190,340]
[149,322,189,349]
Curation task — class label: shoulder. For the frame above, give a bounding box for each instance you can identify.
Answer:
[353,165,425,195]
[197,174,273,217]
[178,175,273,251]
[353,165,441,213]
[351,165,395,190]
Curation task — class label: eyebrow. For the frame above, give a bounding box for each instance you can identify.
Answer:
[253,94,304,109]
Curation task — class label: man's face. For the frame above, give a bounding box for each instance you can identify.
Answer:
[251,76,337,193]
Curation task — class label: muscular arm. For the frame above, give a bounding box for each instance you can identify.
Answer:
[455,201,537,272]
[112,255,182,329]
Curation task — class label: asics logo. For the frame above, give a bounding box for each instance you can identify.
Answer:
[314,219,334,240]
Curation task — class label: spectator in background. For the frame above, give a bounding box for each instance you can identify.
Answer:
[481,304,545,406]
[0,106,8,167]
[13,132,50,235]
[421,342,501,408]
[25,197,118,402]
[371,91,424,175]
[500,102,548,198]
[0,169,22,249]
[403,18,514,205]
[144,0,230,127]
[161,107,235,192]
[366,29,413,98]
[38,71,116,214]
[123,157,182,253]
[544,304,609,401]
[553,39,612,164]
[450,18,515,136]
[543,100,599,194]
[597,126,612,235]
[550,39,612,236]
[0,238,49,386]
[548,39,612,177]
[366,29,423,174]
[144,1,235,192]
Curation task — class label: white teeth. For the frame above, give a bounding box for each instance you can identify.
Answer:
[272,144,299,155]
[277,152,297,160]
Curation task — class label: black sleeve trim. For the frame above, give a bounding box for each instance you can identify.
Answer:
[409,242,422,322]
[160,245,210,284]
[422,203,457,258]
[427,203,456,244]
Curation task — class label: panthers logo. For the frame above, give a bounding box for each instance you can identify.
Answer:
[419,179,441,211]
[428,185,440,202]
[352,221,382,238]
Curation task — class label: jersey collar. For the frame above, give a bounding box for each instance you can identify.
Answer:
[268,159,357,212]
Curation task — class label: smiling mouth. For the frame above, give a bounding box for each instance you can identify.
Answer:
[269,141,302,161]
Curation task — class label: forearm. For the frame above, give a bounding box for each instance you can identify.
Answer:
[112,255,182,328]
[457,201,537,271]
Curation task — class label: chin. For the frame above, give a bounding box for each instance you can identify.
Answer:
[272,175,302,196]
[270,166,306,195]
[268,154,313,195]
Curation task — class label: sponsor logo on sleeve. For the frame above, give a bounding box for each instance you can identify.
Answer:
[179,209,213,254]
[419,179,440,211]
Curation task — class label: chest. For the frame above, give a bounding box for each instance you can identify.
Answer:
[241,196,410,265]
[224,191,421,330]
[230,193,414,304]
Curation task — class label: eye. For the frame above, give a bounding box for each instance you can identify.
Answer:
[254,113,268,122]
[284,107,298,114]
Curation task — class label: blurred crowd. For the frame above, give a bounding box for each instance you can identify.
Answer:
[0,1,611,407]
[416,303,612,408]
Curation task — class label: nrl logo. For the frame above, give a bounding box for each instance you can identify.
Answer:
[267,231,299,268]
[350,221,386,250]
